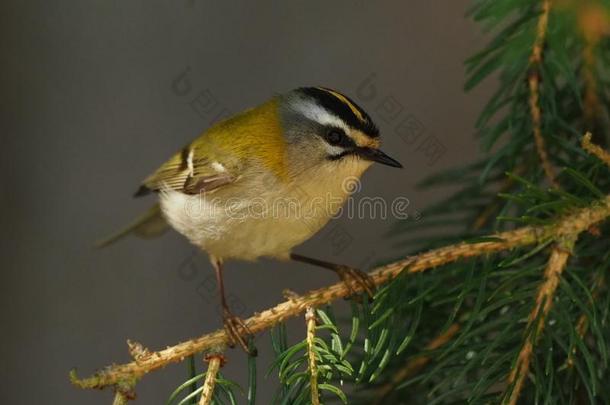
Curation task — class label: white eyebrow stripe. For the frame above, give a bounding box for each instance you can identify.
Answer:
[291,99,350,131]
[324,144,345,157]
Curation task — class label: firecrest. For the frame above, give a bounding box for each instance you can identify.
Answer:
[100,87,402,352]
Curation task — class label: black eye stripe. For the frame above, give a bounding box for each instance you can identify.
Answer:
[323,127,355,148]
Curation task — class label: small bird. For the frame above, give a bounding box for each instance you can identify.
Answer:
[100,87,402,353]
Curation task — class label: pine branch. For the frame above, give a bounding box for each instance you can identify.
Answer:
[111,377,136,405]
[528,0,558,187]
[199,354,223,405]
[70,186,610,393]
[305,307,320,405]
[504,244,572,405]
[126,339,150,362]
[112,392,130,405]
[582,132,610,166]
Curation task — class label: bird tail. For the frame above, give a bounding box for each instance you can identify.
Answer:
[95,203,169,248]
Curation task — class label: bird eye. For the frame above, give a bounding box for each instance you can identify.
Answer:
[325,128,346,146]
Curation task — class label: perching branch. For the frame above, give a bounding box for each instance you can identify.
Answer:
[70,191,610,392]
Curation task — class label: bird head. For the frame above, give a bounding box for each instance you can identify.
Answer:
[278,87,402,177]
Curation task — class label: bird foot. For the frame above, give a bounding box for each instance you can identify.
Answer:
[335,266,375,298]
[222,309,257,356]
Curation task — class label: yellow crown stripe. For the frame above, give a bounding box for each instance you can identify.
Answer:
[316,87,366,123]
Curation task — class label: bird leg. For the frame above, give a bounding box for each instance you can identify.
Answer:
[211,257,255,355]
[290,253,375,297]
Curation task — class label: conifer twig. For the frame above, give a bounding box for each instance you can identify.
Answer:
[582,132,610,167]
[199,354,223,405]
[111,378,136,405]
[528,0,558,187]
[305,307,320,405]
[504,244,573,405]
[112,392,130,405]
[127,339,150,362]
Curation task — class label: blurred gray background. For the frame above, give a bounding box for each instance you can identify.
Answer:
[2,1,493,403]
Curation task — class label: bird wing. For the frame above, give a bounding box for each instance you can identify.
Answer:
[135,143,238,197]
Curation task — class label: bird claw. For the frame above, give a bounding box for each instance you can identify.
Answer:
[335,266,375,298]
[222,309,257,356]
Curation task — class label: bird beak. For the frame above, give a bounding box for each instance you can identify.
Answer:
[356,147,403,168]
